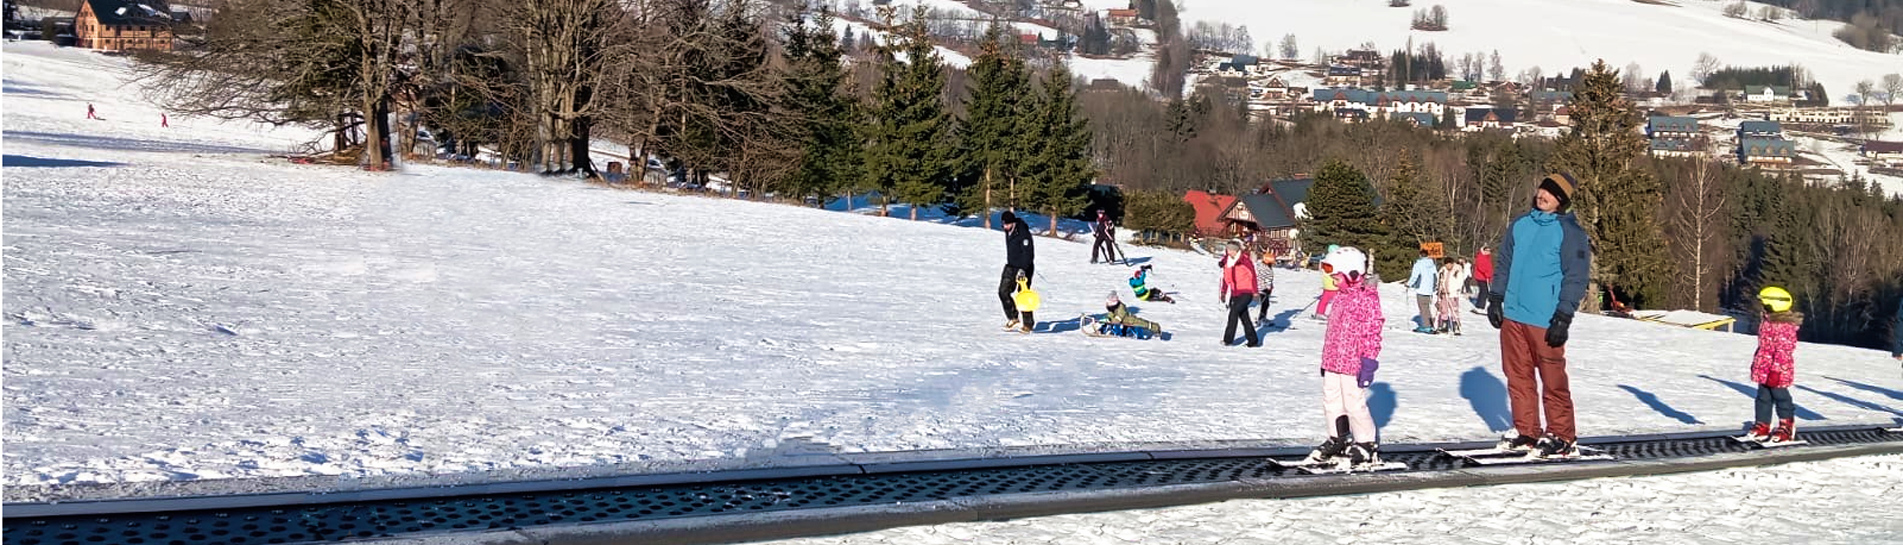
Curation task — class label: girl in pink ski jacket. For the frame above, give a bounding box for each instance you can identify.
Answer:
[1306,247,1386,466]
[1746,286,1802,444]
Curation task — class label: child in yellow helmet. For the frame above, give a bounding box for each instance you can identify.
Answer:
[1746,286,1804,444]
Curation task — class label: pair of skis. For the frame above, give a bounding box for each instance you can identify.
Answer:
[1272,456,1406,475]
[1437,445,1615,465]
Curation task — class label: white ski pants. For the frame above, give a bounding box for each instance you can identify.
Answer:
[1323,371,1377,443]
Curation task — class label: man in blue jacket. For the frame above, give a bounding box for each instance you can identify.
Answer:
[1487,172,1592,459]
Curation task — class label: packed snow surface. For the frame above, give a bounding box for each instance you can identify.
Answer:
[764,454,1903,544]
[6,42,1903,502]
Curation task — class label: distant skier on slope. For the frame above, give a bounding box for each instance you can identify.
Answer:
[1218,241,1260,348]
[1436,258,1465,335]
[1305,246,1384,468]
[1487,172,1591,459]
[86,103,98,120]
[998,211,1036,333]
[1254,248,1276,322]
[1091,210,1118,264]
[1744,286,1803,444]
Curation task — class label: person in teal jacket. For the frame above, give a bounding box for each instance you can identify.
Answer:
[1487,172,1592,459]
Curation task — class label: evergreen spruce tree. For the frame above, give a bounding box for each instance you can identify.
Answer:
[954,24,1031,227]
[1550,59,1671,308]
[782,3,864,207]
[864,11,953,219]
[1301,159,1393,277]
[1377,152,1448,275]
[1021,64,1097,235]
[1655,70,1673,94]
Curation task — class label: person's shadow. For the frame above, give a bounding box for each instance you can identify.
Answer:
[1368,382,1397,442]
[1696,375,1827,421]
[1459,366,1514,433]
[1617,384,1703,425]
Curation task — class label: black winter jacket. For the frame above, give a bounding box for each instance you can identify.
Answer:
[1006,219,1035,269]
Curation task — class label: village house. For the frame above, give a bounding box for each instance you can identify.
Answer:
[1863,141,1903,167]
[1551,106,1571,125]
[1527,119,1568,138]
[1647,116,1700,139]
[1768,109,1890,126]
[1462,107,1517,131]
[1182,190,1239,237]
[1105,8,1140,25]
[1741,85,1792,103]
[1738,137,1795,168]
[1334,108,1371,123]
[1324,65,1364,87]
[1738,120,1782,139]
[75,0,177,52]
[1650,137,1705,158]
[1337,49,1384,70]
[1254,76,1290,100]
[1221,177,1316,255]
[1389,112,1437,127]
[1309,88,1448,118]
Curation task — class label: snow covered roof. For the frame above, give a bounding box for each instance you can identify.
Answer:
[1647,116,1697,133]
[85,0,174,26]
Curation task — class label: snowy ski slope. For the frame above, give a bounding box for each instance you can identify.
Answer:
[1179,0,1899,104]
[5,42,1902,503]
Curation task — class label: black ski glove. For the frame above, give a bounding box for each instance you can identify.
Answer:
[1546,311,1572,348]
[1486,294,1505,329]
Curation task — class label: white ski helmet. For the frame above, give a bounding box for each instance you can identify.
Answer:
[1321,246,1369,281]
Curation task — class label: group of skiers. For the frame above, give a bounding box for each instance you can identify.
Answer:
[1405,250,1479,335]
[993,172,1874,468]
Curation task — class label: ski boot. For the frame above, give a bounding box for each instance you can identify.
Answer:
[1769,418,1796,444]
[1346,442,1379,468]
[1498,433,1539,453]
[1003,319,1020,331]
[1745,422,1772,442]
[1534,433,1578,458]
[1306,436,1348,464]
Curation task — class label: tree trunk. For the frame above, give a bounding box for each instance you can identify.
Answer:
[984,167,994,230]
[1049,209,1058,237]
[363,97,388,170]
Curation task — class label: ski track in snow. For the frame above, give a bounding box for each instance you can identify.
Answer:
[765,454,1903,544]
[6,41,1903,502]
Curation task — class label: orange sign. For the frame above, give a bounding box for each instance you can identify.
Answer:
[1420,242,1444,259]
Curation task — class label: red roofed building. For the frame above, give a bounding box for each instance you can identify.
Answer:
[1183,190,1238,237]
[1106,8,1139,24]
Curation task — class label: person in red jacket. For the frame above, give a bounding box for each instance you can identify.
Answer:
[1471,245,1495,313]
[1219,241,1261,347]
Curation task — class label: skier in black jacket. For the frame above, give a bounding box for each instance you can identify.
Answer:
[1000,211,1036,332]
[1091,210,1116,264]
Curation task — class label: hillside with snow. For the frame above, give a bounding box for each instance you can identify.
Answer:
[6,41,1903,505]
[1179,0,1898,104]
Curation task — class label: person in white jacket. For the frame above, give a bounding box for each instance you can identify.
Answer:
[1437,258,1469,334]
[1407,249,1439,333]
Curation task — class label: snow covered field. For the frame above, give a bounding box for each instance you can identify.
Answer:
[766,454,1903,544]
[6,41,1903,505]
[1180,0,1899,105]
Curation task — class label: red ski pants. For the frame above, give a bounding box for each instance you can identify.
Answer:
[1501,319,1575,441]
